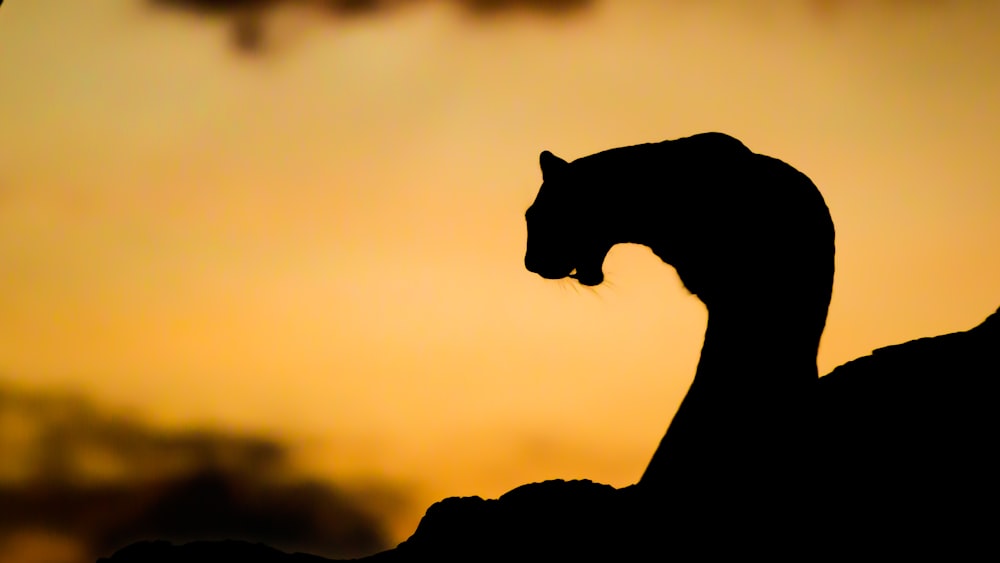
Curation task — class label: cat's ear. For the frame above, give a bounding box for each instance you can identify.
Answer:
[539,150,568,179]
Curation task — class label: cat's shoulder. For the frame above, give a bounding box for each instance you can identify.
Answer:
[580,133,752,166]
[658,132,752,153]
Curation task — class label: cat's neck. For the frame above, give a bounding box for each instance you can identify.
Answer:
[639,299,821,505]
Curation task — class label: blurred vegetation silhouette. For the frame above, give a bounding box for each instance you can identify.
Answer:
[145,0,594,52]
[0,382,395,562]
[141,0,961,53]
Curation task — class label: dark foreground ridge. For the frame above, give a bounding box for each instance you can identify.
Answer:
[100,133,998,560]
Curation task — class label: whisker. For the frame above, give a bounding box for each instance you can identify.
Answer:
[556,278,576,294]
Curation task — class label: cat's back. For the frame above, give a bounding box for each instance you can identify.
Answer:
[665,131,752,154]
[577,132,751,167]
[569,133,827,232]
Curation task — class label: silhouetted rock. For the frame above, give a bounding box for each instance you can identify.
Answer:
[389,480,646,560]
[817,306,999,554]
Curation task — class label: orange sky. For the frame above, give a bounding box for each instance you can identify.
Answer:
[2,0,999,546]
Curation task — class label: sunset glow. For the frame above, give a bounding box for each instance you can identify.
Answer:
[1,1,998,560]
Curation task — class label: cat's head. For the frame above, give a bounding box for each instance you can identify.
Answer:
[524,150,612,286]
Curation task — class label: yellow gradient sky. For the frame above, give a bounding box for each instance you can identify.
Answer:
[2,0,999,542]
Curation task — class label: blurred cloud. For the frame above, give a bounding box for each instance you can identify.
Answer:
[0,382,397,562]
